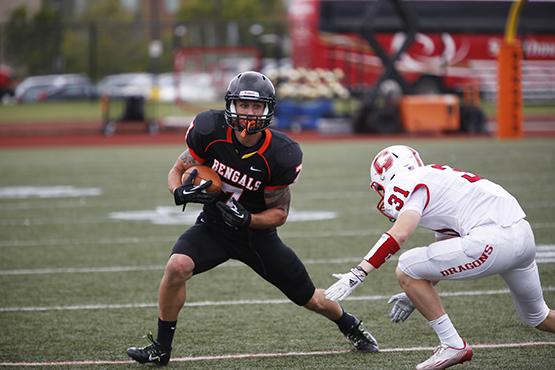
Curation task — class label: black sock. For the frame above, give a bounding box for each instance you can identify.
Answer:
[156,318,177,350]
[334,309,359,335]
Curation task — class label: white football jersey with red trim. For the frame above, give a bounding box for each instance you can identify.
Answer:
[382,165,525,236]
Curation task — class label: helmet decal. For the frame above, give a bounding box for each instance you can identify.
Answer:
[372,150,394,176]
[369,145,424,219]
[238,90,260,98]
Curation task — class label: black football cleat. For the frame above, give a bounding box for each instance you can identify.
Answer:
[345,320,379,352]
[127,332,171,366]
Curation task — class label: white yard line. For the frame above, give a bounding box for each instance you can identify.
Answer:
[0,341,553,367]
[2,245,555,276]
[1,220,555,247]
[2,217,555,227]
[0,229,389,247]
[1,286,554,313]
[1,246,554,276]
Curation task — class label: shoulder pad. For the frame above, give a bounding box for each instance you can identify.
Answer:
[269,130,302,160]
[383,169,427,218]
[191,110,225,136]
[265,131,303,186]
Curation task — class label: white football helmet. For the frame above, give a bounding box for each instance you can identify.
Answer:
[370,145,424,217]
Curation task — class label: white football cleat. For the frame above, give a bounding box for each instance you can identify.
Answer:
[416,340,473,370]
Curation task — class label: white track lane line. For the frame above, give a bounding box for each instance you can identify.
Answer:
[0,341,553,367]
[1,245,554,275]
[1,286,554,313]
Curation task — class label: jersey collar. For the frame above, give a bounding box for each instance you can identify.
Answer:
[230,128,272,159]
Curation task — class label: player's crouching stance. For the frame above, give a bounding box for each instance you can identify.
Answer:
[126,71,378,366]
[325,145,555,370]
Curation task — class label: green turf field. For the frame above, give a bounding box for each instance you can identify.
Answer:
[0,101,220,124]
[0,138,554,369]
[0,101,554,124]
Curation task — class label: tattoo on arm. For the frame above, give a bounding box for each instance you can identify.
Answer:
[264,187,291,214]
[178,150,198,166]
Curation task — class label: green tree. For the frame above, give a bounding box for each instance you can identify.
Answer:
[174,0,288,59]
[5,5,63,76]
[177,0,286,21]
[63,0,150,78]
[4,6,29,74]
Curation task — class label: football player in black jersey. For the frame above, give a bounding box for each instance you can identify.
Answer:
[127,71,378,365]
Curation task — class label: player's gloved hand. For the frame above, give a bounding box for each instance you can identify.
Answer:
[387,292,415,323]
[173,169,217,207]
[216,198,252,230]
[324,266,367,301]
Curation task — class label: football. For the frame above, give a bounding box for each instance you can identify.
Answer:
[182,165,222,194]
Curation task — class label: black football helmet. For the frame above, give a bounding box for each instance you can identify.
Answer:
[224,71,276,136]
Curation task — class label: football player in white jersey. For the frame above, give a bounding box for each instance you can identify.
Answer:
[325,145,554,370]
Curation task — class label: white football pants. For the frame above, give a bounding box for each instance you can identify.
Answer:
[397,219,550,327]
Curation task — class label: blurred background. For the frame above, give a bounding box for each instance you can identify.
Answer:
[0,0,554,136]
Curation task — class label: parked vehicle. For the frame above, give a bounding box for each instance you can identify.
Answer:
[97,73,153,98]
[15,74,97,103]
[97,72,218,102]
[158,72,218,102]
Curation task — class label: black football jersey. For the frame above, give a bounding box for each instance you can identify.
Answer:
[185,110,303,226]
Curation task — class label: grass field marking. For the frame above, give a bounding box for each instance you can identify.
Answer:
[0,257,360,276]
[2,197,554,212]
[2,199,555,225]
[2,246,555,275]
[0,216,108,226]
[380,341,555,352]
[1,246,554,275]
[1,216,555,246]
[0,342,554,367]
[0,235,177,248]
[1,286,553,313]
[0,265,165,275]
[2,214,555,227]
[0,229,390,247]
[0,186,102,199]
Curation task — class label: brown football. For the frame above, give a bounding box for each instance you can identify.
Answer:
[182,165,222,194]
